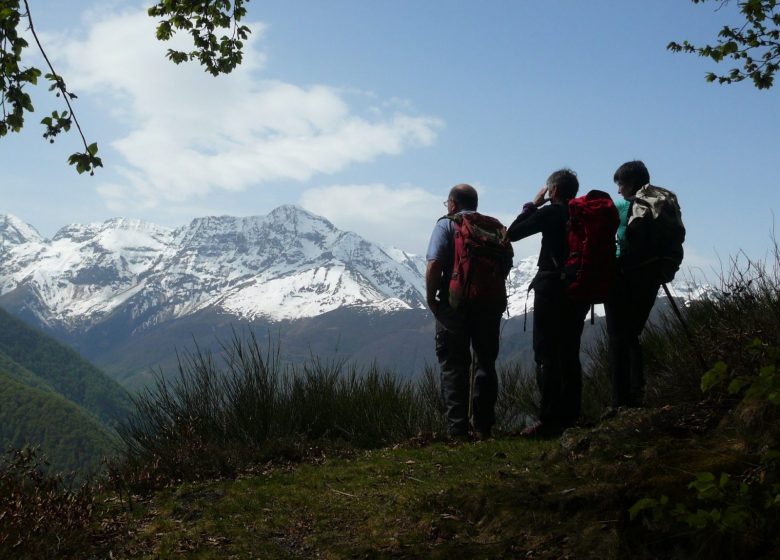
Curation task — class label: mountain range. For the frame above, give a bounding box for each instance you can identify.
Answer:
[0,208,703,389]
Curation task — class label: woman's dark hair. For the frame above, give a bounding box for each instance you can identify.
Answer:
[449,184,478,210]
[546,168,579,200]
[613,160,650,190]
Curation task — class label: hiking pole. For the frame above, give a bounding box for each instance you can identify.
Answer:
[468,348,476,423]
[661,283,708,371]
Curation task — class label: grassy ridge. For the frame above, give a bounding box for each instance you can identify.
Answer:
[95,404,762,560]
[99,248,779,558]
[4,248,780,558]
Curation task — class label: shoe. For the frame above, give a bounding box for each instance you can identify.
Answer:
[520,421,561,438]
[475,429,492,441]
[446,431,472,443]
[599,407,618,421]
[520,421,545,437]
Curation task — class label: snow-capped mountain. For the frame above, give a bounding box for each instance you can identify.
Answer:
[1,208,709,387]
[0,208,704,335]
[1,216,173,327]
[0,206,445,331]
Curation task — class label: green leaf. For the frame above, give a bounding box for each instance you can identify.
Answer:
[684,509,711,529]
[702,362,728,392]
[87,142,98,156]
[695,472,716,484]
[629,497,658,520]
[727,377,749,395]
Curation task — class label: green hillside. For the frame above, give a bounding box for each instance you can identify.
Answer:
[0,307,133,426]
[0,371,117,473]
[0,308,135,474]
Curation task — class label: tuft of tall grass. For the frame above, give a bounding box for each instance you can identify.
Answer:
[111,333,448,491]
[494,362,539,431]
[641,249,779,407]
[111,331,551,491]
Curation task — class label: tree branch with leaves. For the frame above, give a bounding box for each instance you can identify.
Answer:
[0,0,251,175]
[149,0,251,76]
[668,0,780,89]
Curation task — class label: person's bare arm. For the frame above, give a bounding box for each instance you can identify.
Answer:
[425,260,443,316]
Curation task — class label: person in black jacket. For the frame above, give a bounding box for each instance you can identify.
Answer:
[604,160,674,411]
[507,169,589,437]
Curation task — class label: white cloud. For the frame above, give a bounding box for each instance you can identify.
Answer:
[299,183,535,261]
[53,7,442,209]
[300,184,443,255]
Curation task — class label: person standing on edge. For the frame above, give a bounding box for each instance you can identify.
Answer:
[506,169,589,437]
[425,184,512,441]
[605,160,684,412]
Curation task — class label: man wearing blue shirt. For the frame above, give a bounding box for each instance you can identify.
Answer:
[425,184,507,440]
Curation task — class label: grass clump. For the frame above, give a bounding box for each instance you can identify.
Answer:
[110,333,552,494]
[642,250,780,408]
[109,334,441,492]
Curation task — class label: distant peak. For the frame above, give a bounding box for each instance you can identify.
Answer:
[53,217,172,241]
[268,204,316,219]
[103,217,171,231]
[266,204,336,229]
[0,214,44,245]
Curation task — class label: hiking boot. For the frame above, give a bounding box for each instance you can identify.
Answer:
[599,407,618,421]
[445,431,472,444]
[520,421,545,438]
[475,429,492,442]
[520,420,564,438]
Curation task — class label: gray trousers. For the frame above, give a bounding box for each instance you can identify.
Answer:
[435,302,502,436]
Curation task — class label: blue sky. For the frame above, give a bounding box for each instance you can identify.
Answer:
[2,1,778,277]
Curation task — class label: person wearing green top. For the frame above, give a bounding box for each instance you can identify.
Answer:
[605,161,667,410]
[614,198,630,258]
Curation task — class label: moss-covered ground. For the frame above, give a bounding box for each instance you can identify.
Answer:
[91,401,756,560]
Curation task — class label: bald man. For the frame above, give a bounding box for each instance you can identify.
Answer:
[425,184,510,440]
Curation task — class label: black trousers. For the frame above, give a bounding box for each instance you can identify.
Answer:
[604,266,662,408]
[435,302,502,436]
[532,274,589,429]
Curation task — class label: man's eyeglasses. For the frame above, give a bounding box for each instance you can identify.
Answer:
[443,199,452,207]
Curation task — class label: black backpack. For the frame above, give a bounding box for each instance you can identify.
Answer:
[625,184,685,282]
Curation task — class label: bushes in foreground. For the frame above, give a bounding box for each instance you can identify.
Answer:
[640,250,780,408]
[0,448,95,559]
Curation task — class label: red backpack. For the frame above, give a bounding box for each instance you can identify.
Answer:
[447,212,514,310]
[564,190,619,304]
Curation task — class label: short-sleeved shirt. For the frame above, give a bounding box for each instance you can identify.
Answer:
[426,210,476,297]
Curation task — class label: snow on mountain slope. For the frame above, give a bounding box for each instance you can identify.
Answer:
[505,255,539,318]
[0,208,704,332]
[0,214,44,246]
[0,217,172,327]
[0,207,434,329]
[123,206,429,324]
